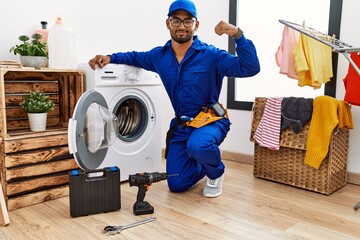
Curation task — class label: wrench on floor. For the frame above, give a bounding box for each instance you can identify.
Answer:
[103,217,156,235]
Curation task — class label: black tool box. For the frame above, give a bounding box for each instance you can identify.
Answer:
[69,166,121,217]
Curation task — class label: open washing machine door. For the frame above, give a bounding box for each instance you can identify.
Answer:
[68,90,118,170]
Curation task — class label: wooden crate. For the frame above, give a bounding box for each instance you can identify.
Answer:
[0,67,84,211]
[250,97,349,195]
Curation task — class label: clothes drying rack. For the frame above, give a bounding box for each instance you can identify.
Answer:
[279,19,360,210]
[279,19,360,76]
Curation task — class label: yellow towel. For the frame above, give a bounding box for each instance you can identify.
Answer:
[304,96,339,169]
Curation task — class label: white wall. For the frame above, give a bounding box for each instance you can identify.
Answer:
[1,0,359,174]
[0,0,227,62]
[335,0,360,173]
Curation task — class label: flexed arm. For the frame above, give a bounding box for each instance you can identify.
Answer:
[214,20,243,39]
[214,20,260,77]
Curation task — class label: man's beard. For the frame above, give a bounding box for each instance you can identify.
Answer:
[171,30,193,44]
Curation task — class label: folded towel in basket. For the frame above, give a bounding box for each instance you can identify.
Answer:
[253,97,283,150]
[304,96,353,169]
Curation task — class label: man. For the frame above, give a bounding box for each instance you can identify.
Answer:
[89,0,260,197]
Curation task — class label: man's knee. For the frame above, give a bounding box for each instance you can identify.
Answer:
[167,177,192,192]
[187,138,212,157]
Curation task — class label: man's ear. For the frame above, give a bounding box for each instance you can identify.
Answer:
[195,20,199,31]
[166,19,171,29]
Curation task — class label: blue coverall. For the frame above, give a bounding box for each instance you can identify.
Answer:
[109,35,260,192]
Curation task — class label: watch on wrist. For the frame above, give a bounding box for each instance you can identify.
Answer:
[232,27,243,40]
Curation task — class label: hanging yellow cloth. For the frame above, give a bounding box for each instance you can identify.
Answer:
[338,100,353,129]
[293,33,333,89]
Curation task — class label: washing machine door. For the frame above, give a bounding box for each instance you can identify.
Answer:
[68,90,118,170]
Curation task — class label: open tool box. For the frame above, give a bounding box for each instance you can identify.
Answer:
[69,166,121,217]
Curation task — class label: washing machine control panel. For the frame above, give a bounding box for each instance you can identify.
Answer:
[124,70,153,84]
[93,64,161,86]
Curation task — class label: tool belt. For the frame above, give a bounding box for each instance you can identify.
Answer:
[165,103,229,158]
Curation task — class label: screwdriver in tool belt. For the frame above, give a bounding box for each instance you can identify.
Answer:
[180,116,193,122]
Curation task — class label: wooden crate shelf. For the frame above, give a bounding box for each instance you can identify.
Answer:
[0,68,84,211]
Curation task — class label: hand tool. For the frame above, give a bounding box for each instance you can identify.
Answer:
[103,217,156,235]
[129,172,177,215]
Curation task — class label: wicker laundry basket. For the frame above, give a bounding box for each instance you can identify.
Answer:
[250,97,349,195]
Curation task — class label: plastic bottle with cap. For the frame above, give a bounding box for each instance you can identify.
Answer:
[35,21,49,43]
[47,17,77,69]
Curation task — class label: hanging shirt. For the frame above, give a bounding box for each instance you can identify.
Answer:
[275,26,300,79]
[293,33,333,89]
[343,52,360,106]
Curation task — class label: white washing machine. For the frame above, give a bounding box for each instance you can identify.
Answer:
[68,64,163,181]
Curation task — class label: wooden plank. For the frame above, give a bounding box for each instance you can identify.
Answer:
[2,68,81,74]
[59,75,70,126]
[0,144,7,199]
[3,129,67,139]
[6,117,60,131]
[5,158,78,182]
[0,69,8,138]
[7,185,69,211]
[4,82,58,94]
[5,146,71,168]
[67,74,84,125]
[0,182,10,226]
[75,74,84,103]
[6,106,59,119]
[69,75,76,118]
[3,132,68,153]
[6,173,71,196]
[3,71,58,81]
[5,94,59,107]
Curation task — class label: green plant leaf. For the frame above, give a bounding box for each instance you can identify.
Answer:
[20,91,54,113]
[10,34,47,57]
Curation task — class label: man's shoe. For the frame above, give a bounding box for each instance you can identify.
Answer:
[203,174,224,198]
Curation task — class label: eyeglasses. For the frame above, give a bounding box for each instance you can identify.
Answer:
[169,18,195,28]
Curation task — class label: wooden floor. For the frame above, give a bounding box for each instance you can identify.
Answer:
[1,160,360,240]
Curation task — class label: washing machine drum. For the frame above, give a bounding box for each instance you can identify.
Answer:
[68,90,118,170]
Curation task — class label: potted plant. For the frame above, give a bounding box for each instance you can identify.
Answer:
[20,91,54,131]
[10,33,48,69]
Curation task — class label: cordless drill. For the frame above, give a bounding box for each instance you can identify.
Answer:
[129,172,168,215]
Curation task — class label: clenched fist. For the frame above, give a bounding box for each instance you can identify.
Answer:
[214,20,239,37]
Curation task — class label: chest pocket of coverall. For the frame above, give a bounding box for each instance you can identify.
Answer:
[182,67,211,100]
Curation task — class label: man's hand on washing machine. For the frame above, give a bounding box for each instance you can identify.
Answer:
[89,55,111,70]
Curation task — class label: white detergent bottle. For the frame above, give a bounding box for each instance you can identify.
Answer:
[47,17,77,69]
